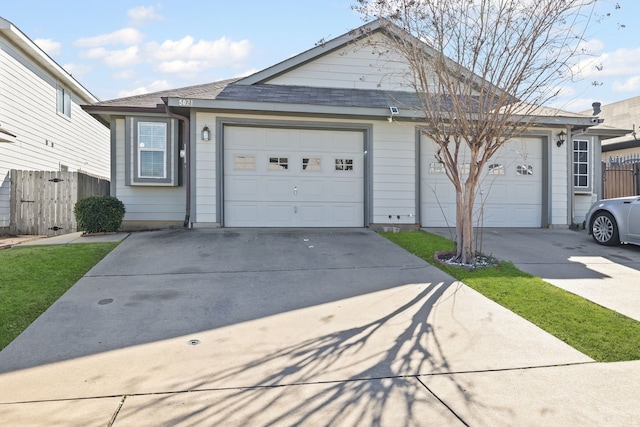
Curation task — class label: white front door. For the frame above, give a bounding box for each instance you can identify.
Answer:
[421,136,544,227]
[224,126,364,227]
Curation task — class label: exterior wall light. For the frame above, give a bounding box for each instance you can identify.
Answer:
[201,125,210,141]
[556,130,566,147]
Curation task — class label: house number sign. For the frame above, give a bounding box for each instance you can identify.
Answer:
[178,99,193,106]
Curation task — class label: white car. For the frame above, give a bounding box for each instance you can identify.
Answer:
[585,196,640,246]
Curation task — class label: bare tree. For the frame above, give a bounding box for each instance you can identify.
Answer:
[353,0,602,264]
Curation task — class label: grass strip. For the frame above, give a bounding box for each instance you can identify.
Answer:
[381,230,640,362]
[0,242,118,351]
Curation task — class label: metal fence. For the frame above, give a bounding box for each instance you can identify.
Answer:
[9,170,110,236]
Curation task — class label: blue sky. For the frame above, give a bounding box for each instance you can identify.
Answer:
[2,1,637,113]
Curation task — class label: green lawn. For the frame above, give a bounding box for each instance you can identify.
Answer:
[382,230,640,362]
[0,242,118,351]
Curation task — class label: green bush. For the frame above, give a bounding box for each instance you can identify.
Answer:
[74,196,126,234]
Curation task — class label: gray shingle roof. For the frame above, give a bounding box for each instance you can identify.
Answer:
[87,78,444,112]
[90,78,240,108]
[216,84,423,109]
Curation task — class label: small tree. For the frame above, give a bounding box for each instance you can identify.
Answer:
[354,0,606,264]
[74,195,125,234]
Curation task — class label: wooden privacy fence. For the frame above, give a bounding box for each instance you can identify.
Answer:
[602,157,640,199]
[9,170,110,236]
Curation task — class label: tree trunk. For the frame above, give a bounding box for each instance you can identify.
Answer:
[455,180,476,264]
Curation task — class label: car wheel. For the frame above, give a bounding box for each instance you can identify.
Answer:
[590,211,619,246]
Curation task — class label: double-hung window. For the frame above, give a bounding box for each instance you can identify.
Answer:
[138,122,167,179]
[56,85,71,118]
[125,117,179,186]
[573,139,590,191]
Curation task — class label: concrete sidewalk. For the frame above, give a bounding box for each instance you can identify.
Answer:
[1,228,639,426]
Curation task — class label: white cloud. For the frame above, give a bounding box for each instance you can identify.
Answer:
[156,60,202,73]
[80,46,140,68]
[145,36,251,65]
[75,28,144,47]
[62,63,92,79]
[572,47,640,81]
[117,80,172,97]
[113,69,137,80]
[612,76,640,93]
[34,38,62,56]
[128,6,162,26]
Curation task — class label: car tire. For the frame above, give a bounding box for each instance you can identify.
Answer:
[590,211,619,246]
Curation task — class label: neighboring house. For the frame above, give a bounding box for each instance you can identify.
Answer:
[0,17,110,233]
[83,20,620,231]
[580,97,640,163]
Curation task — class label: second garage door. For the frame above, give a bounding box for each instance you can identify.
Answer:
[421,136,544,227]
[224,126,365,227]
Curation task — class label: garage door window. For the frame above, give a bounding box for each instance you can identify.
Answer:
[429,162,445,173]
[269,157,288,170]
[488,163,505,175]
[235,155,255,170]
[517,164,533,175]
[335,158,353,171]
[303,157,322,171]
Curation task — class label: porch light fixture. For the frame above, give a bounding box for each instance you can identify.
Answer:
[201,125,210,141]
[556,130,566,147]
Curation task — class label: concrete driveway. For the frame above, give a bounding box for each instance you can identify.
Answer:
[0,228,638,426]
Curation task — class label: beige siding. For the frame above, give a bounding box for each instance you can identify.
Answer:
[267,33,416,91]
[550,136,569,226]
[194,113,217,224]
[0,36,109,227]
[112,119,186,224]
[371,122,416,224]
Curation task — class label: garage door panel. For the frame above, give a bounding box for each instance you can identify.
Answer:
[266,205,294,224]
[225,127,364,227]
[226,204,259,225]
[226,178,259,199]
[266,178,294,198]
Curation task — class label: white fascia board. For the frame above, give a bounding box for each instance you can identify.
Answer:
[165,96,395,118]
[0,17,99,103]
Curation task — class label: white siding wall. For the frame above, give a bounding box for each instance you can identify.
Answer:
[194,112,217,224]
[371,122,416,224]
[550,134,569,226]
[0,36,109,228]
[268,33,416,91]
[112,119,185,225]
[190,114,419,227]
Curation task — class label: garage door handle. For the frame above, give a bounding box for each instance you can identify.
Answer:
[294,186,298,195]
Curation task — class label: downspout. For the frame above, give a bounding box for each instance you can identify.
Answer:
[164,104,191,227]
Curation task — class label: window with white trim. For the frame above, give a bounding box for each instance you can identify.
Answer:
[138,122,167,179]
[56,85,71,118]
[125,117,179,186]
[573,139,589,189]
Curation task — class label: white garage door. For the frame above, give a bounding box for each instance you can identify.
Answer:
[224,126,364,227]
[421,136,544,227]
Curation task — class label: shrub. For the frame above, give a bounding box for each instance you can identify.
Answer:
[74,196,126,234]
